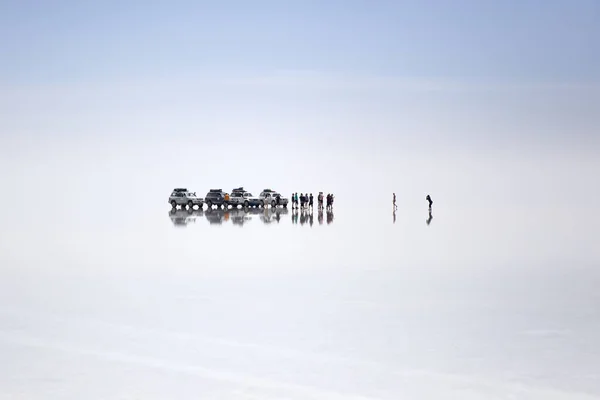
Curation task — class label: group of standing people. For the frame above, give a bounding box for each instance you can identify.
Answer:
[291,192,334,210]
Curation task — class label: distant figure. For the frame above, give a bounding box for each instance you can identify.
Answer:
[426,194,433,210]
[326,194,330,209]
[276,193,281,206]
[426,209,433,226]
[330,194,334,209]
[300,193,304,209]
[295,193,299,208]
[309,193,314,209]
[393,193,397,210]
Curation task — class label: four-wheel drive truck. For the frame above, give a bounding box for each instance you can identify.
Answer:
[259,190,288,208]
[169,188,204,209]
[229,187,262,208]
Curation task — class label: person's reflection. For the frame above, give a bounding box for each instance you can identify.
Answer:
[318,209,323,225]
[300,209,307,225]
[326,209,334,224]
[292,208,298,224]
[393,209,396,224]
[426,209,433,226]
[309,209,314,227]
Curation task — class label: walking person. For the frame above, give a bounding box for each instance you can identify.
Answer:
[309,193,314,209]
[393,193,397,210]
[426,194,433,210]
[318,192,323,209]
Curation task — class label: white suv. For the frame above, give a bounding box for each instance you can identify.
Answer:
[259,190,288,208]
[168,188,204,209]
[229,188,261,208]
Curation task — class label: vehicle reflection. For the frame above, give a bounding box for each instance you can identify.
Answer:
[201,206,290,226]
[168,209,204,227]
[229,208,252,226]
[169,206,331,227]
[205,207,227,225]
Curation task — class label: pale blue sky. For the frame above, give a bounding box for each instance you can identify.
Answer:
[0,0,599,211]
[1,0,599,84]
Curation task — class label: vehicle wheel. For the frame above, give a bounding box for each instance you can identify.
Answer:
[206,200,212,209]
[283,203,288,208]
[171,201,177,208]
[271,200,276,208]
[244,201,249,207]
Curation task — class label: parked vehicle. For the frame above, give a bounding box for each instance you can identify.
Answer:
[229,187,262,208]
[205,189,227,209]
[259,190,288,208]
[169,188,204,209]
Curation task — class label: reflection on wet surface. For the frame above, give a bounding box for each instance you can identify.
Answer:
[170,207,330,227]
[426,209,433,226]
[169,209,203,227]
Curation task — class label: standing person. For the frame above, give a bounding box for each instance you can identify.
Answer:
[294,193,298,209]
[318,192,323,209]
[300,193,304,209]
[291,193,295,209]
[309,193,314,209]
[393,193,397,210]
[326,194,331,210]
[331,193,334,208]
[426,194,433,210]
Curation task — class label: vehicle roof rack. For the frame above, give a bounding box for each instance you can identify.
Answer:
[232,187,244,192]
[173,188,188,192]
[209,189,223,192]
[262,189,273,192]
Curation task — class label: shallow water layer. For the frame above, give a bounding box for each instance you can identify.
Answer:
[0,202,599,400]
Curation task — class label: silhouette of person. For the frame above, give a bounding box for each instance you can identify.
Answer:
[426,209,433,225]
[393,193,397,210]
[426,194,433,210]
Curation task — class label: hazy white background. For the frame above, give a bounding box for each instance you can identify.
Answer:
[1,0,600,399]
